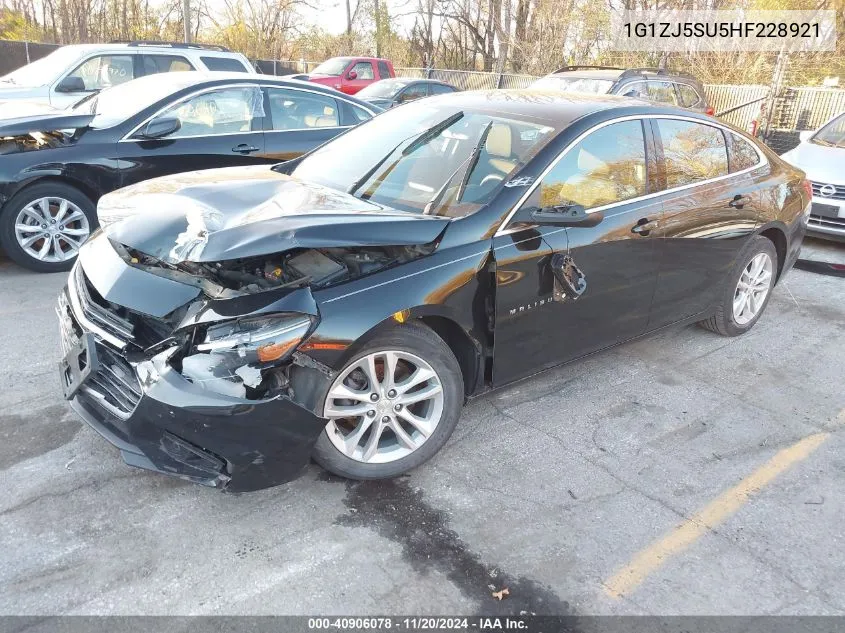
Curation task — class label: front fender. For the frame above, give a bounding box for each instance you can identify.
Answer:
[301,241,493,372]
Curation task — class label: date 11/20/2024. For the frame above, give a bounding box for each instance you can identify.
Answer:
[307,617,529,630]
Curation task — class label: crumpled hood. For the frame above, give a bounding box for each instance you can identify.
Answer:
[780,142,845,185]
[99,165,450,264]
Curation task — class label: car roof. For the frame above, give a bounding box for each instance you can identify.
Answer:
[546,69,626,80]
[58,43,238,55]
[423,89,654,126]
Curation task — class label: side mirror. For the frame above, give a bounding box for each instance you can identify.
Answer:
[347,70,358,80]
[55,76,87,93]
[137,116,181,139]
[799,130,814,142]
[511,203,604,228]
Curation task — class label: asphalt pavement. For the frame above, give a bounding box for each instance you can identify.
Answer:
[1,238,844,616]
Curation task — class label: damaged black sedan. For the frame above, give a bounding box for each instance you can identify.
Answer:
[58,91,809,491]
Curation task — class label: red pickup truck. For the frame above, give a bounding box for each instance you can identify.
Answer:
[299,57,396,95]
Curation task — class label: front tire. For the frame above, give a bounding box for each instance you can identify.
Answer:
[0,182,96,273]
[313,323,464,480]
[699,235,778,337]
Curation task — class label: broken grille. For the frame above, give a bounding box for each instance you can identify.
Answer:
[82,343,142,419]
[72,264,135,344]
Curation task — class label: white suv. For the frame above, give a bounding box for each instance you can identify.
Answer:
[0,41,256,108]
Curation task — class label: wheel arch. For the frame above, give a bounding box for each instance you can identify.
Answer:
[757,223,788,283]
[5,174,99,211]
[321,305,485,399]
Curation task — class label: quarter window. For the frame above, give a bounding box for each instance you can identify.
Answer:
[533,120,647,211]
[201,57,251,72]
[155,86,264,137]
[66,54,135,90]
[676,84,702,108]
[350,62,375,80]
[657,119,728,188]
[377,61,391,79]
[727,132,761,172]
[267,88,339,130]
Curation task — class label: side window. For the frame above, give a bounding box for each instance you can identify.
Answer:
[66,54,135,90]
[728,132,761,173]
[657,119,729,188]
[377,61,391,79]
[532,120,647,211]
[142,55,194,75]
[429,83,455,95]
[646,80,677,105]
[266,88,339,130]
[397,84,428,103]
[676,84,702,108]
[155,86,263,137]
[350,62,375,80]
[619,82,647,98]
[201,56,251,72]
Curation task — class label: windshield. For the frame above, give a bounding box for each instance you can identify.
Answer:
[531,76,614,94]
[357,80,410,98]
[811,112,845,148]
[311,58,352,76]
[291,101,557,218]
[0,47,85,88]
[70,74,197,128]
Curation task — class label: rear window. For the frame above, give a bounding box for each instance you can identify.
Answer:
[657,119,729,188]
[201,56,250,72]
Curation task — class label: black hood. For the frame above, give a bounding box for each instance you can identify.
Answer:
[0,112,93,135]
[99,166,450,263]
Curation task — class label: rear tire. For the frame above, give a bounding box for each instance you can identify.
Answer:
[699,235,778,337]
[0,182,96,273]
[313,323,464,480]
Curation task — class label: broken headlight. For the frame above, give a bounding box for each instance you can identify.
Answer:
[197,314,313,364]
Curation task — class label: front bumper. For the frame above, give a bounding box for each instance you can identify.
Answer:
[57,270,327,493]
[806,194,845,240]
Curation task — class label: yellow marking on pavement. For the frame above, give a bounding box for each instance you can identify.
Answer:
[603,431,830,599]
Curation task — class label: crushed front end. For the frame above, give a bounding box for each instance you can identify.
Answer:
[56,233,333,492]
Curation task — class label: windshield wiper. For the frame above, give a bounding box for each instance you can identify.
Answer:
[424,121,495,215]
[347,111,464,196]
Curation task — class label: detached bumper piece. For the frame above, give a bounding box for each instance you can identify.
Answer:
[58,265,326,492]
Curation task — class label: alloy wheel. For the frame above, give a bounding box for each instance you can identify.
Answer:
[324,350,445,464]
[14,197,90,263]
[733,252,773,325]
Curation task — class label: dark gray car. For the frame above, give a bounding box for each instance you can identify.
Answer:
[532,66,713,115]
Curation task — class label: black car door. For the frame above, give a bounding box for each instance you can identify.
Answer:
[646,117,762,329]
[492,118,662,385]
[118,84,267,189]
[262,86,354,161]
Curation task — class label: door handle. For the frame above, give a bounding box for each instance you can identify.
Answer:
[631,217,658,236]
[232,144,260,154]
[729,194,752,209]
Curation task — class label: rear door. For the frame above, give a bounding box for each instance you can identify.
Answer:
[262,86,349,161]
[647,117,762,328]
[492,118,662,384]
[117,84,267,188]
